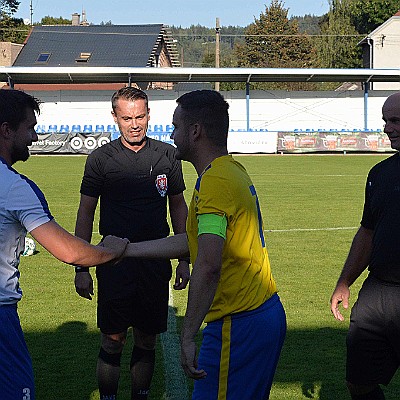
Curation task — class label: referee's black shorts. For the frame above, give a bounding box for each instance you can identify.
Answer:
[346,275,400,386]
[96,258,172,335]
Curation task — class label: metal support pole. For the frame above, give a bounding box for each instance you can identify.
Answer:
[7,76,14,89]
[246,82,250,131]
[364,82,369,131]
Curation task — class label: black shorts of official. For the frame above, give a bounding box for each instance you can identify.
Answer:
[346,275,400,386]
[96,258,172,336]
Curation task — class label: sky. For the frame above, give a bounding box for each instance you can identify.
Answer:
[14,0,329,27]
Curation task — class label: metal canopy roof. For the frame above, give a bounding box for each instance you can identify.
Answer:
[1,66,400,85]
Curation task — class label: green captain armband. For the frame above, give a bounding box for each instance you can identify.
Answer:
[197,213,227,239]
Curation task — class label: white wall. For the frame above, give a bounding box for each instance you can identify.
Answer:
[369,17,400,90]
[31,89,394,133]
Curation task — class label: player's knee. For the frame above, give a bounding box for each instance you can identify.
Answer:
[98,335,125,367]
[130,345,155,370]
[99,347,122,367]
[133,329,157,350]
[347,382,385,400]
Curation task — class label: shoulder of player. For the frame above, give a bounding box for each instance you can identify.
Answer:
[370,152,398,175]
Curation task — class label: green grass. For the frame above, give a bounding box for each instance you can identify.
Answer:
[16,153,400,399]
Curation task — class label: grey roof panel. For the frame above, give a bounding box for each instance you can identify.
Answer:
[14,24,164,67]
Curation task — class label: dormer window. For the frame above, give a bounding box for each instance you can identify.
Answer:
[75,52,91,62]
[36,53,51,63]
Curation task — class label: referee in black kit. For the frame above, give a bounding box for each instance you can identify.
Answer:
[73,87,190,400]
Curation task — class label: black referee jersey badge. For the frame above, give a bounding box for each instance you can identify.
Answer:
[156,174,168,197]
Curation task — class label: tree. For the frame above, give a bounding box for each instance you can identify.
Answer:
[233,0,317,90]
[0,1,28,44]
[0,17,28,43]
[40,16,71,25]
[317,0,362,69]
[349,0,400,34]
[0,0,19,17]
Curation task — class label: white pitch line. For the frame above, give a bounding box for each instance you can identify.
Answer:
[160,286,189,400]
[265,226,358,233]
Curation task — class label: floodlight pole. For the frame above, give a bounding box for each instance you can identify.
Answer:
[30,0,33,25]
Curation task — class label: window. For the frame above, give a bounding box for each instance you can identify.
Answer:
[36,53,51,63]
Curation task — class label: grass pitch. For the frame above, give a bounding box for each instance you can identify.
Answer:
[16,153,400,399]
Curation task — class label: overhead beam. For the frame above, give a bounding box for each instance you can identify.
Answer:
[1,66,400,85]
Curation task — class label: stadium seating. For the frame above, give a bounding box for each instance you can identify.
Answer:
[59,125,70,133]
[83,125,93,134]
[47,125,58,133]
[71,125,82,133]
[107,124,119,133]
[36,125,46,134]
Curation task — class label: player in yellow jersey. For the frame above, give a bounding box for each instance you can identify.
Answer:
[107,90,286,399]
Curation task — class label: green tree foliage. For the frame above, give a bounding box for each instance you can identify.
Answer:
[0,0,27,43]
[0,0,19,17]
[0,16,28,43]
[170,24,245,67]
[40,15,71,25]
[235,0,315,69]
[292,14,322,35]
[317,0,363,69]
[233,0,317,90]
[349,0,400,34]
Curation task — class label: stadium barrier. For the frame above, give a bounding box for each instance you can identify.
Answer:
[29,128,393,154]
[277,131,392,153]
[29,132,112,154]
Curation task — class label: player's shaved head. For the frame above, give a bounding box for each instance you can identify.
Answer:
[383,92,400,114]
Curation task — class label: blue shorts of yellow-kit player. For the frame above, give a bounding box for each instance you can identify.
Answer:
[192,293,286,400]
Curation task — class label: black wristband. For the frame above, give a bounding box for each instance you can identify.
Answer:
[75,267,90,273]
[178,257,190,264]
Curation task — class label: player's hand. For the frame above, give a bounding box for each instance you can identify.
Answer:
[330,282,350,321]
[101,235,129,260]
[180,337,207,380]
[174,260,190,290]
[75,271,94,300]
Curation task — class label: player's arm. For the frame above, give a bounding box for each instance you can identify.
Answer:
[30,220,128,266]
[180,232,224,380]
[75,194,98,242]
[119,233,189,259]
[74,194,98,300]
[330,225,373,321]
[168,192,190,290]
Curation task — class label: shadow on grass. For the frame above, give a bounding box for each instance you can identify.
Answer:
[24,321,166,400]
[273,327,400,400]
[24,320,400,400]
[273,327,348,399]
[25,321,100,399]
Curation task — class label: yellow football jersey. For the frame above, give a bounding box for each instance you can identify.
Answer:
[187,155,277,323]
